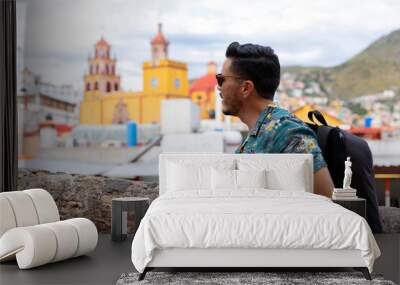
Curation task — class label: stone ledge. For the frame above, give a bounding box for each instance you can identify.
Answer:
[18,168,159,233]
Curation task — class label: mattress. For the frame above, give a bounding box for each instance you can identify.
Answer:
[131,190,380,273]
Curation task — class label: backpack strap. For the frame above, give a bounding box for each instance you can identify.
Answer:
[307,110,331,154]
[308,110,328,126]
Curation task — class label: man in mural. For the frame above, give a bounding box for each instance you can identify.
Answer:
[217,42,334,197]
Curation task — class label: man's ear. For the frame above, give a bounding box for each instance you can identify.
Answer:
[241,80,254,98]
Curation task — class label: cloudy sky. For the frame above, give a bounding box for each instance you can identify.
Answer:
[18,0,400,92]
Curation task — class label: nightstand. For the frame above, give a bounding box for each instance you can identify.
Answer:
[332,198,366,219]
[111,197,150,242]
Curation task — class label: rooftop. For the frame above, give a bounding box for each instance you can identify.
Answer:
[95,37,110,47]
[190,73,217,93]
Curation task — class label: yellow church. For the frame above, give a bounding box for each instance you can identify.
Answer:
[80,24,189,125]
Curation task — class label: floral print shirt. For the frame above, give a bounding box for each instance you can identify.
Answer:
[235,105,327,173]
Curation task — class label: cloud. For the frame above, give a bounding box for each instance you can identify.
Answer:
[18,0,400,92]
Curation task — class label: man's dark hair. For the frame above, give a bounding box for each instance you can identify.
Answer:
[225,42,280,100]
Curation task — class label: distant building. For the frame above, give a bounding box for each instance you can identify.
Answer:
[80,23,189,125]
[189,62,218,119]
[18,68,80,157]
[189,62,242,125]
[84,37,121,94]
[19,68,80,126]
[293,104,344,127]
[349,127,382,140]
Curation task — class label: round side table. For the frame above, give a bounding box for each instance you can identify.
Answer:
[111,197,150,242]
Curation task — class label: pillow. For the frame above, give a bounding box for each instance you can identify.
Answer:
[166,159,235,192]
[211,168,267,190]
[236,169,267,189]
[167,162,210,191]
[237,159,307,192]
[211,168,236,190]
[266,167,306,192]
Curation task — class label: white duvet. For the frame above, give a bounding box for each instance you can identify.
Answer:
[131,190,380,273]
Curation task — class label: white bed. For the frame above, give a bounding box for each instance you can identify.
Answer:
[131,153,380,280]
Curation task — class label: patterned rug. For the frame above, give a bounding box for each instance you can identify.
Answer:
[116,271,395,285]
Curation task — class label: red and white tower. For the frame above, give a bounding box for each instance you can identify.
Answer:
[151,23,169,64]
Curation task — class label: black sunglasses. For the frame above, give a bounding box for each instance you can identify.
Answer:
[215,73,243,87]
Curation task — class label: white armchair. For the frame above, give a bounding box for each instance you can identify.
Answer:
[0,189,98,269]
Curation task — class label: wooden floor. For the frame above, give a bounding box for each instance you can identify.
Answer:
[0,234,134,285]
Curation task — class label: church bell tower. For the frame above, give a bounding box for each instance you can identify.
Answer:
[84,37,121,96]
[151,23,169,65]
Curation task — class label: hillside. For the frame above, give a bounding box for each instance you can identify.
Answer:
[283,29,400,99]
